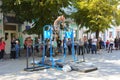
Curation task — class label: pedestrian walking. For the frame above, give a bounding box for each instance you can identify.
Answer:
[0,37,6,61]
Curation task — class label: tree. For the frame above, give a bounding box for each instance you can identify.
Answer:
[1,0,73,35]
[71,0,118,38]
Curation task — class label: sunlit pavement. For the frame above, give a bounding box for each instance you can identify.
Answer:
[0,50,120,80]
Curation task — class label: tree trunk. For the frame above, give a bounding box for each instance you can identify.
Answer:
[96,30,99,39]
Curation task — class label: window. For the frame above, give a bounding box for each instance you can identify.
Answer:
[5,33,8,40]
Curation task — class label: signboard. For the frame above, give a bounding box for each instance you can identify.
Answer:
[65,32,72,38]
[44,31,51,39]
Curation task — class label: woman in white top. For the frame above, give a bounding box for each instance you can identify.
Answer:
[108,37,114,53]
[91,37,97,54]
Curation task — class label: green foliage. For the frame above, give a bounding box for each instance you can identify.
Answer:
[1,0,73,35]
[71,0,118,38]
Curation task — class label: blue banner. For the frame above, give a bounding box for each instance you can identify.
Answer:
[65,32,72,38]
[44,31,51,39]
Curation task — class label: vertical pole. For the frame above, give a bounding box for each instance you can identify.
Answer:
[63,37,66,61]
[26,46,29,69]
[50,26,52,60]
[62,30,67,62]
[71,29,76,62]
[49,25,54,67]
[42,27,45,64]
[32,45,35,70]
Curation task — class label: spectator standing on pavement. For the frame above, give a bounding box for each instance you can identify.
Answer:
[83,36,89,54]
[67,38,72,55]
[91,37,97,54]
[78,38,84,55]
[0,37,6,61]
[63,37,67,56]
[24,39,27,49]
[10,37,16,59]
[15,37,21,57]
[57,37,62,54]
[114,37,119,50]
[74,38,78,55]
[106,40,110,50]
[88,38,92,53]
[118,38,120,50]
[35,37,39,53]
[46,39,50,57]
[15,40,20,59]
[108,37,114,53]
[0,38,1,60]
[26,37,33,57]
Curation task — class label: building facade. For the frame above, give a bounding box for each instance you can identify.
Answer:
[0,12,36,54]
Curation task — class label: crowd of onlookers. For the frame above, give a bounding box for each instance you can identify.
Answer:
[32,36,120,57]
[10,37,20,59]
[0,36,120,61]
[0,37,20,61]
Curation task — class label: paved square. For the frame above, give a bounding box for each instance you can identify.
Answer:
[0,50,120,80]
